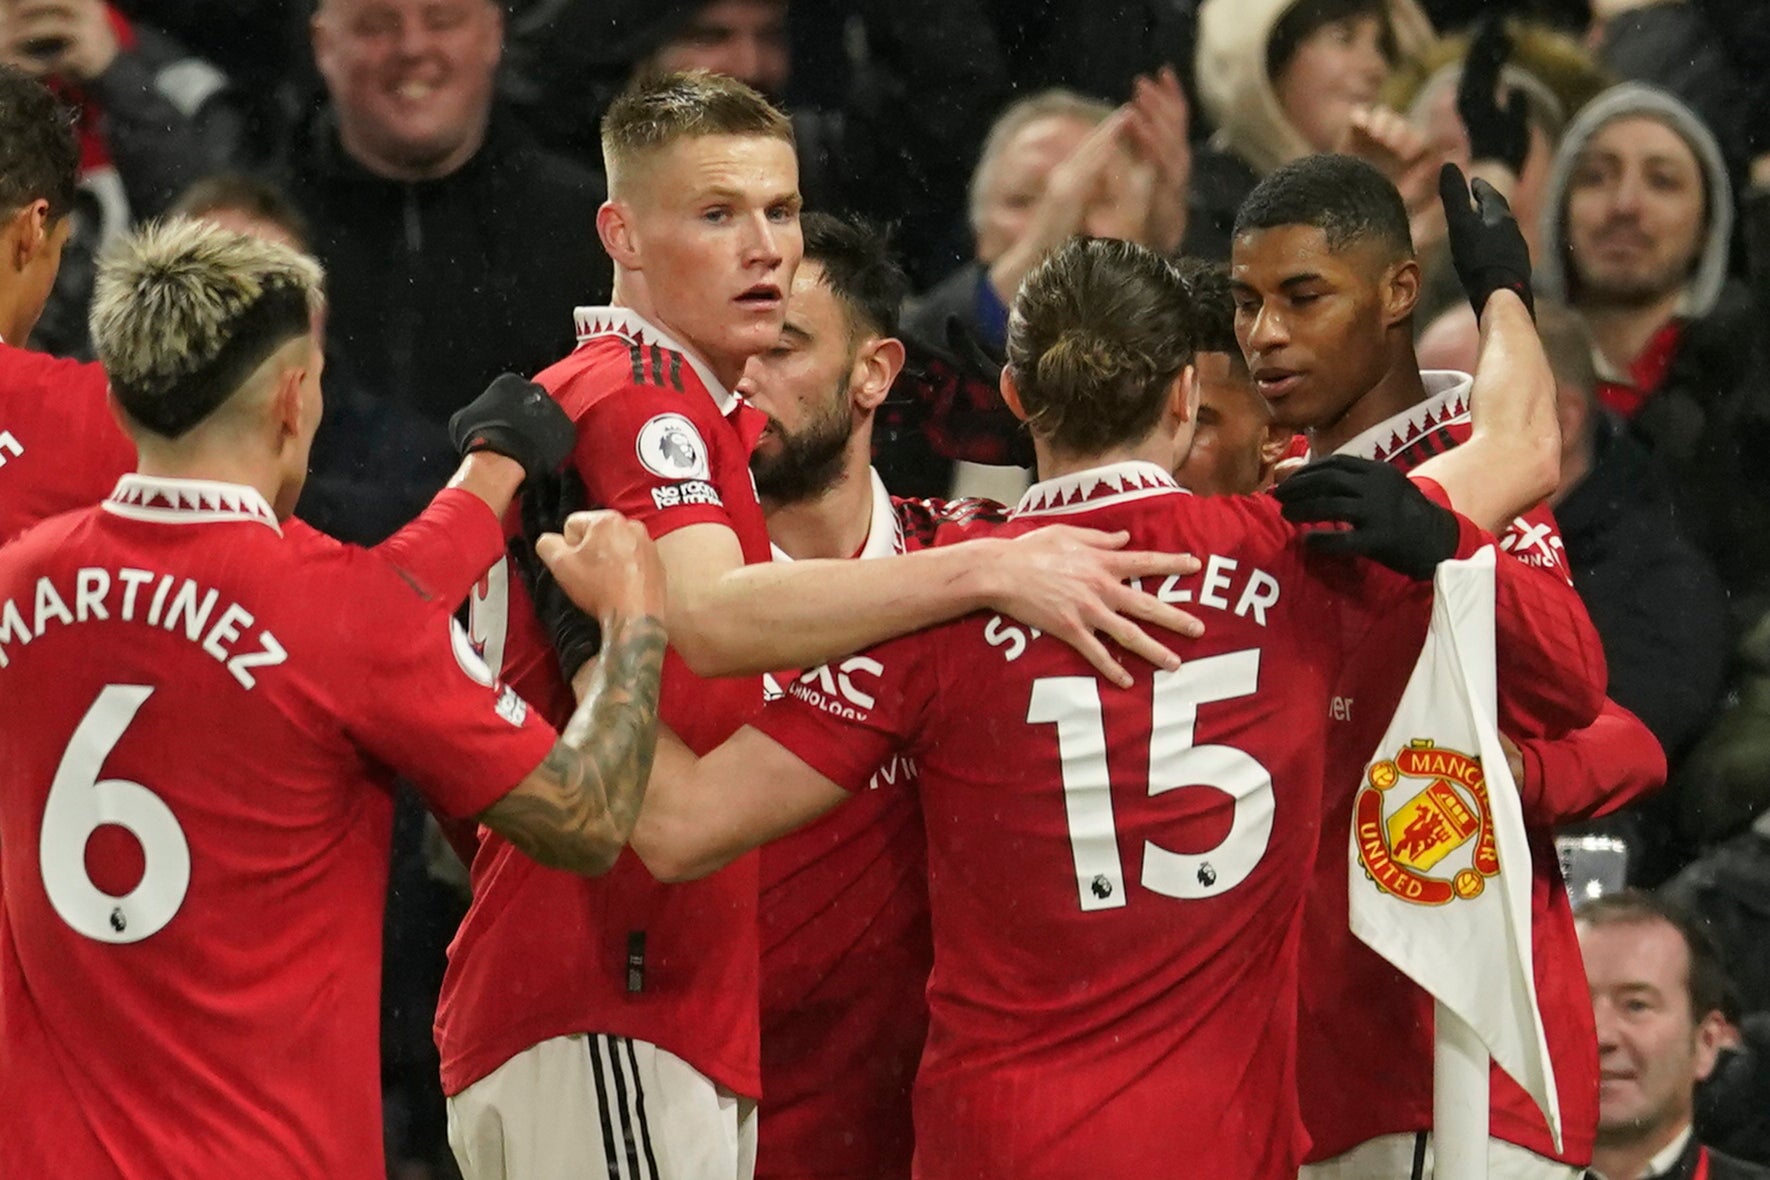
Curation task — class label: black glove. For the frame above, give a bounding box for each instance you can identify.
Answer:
[1457,15,1530,177]
[1273,455,1461,580]
[448,373,577,482]
[507,469,602,681]
[1439,162,1535,320]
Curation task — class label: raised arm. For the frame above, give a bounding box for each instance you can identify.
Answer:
[1410,165,1560,531]
[475,511,667,875]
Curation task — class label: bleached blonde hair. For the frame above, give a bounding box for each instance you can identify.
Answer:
[91,218,325,438]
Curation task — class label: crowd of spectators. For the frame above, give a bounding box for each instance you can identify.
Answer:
[19,0,1770,1172]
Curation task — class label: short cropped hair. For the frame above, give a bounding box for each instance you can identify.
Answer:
[91,219,324,440]
[602,69,792,188]
[800,212,908,341]
[1174,257,1240,357]
[1007,237,1196,455]
[1234,153,1414,259]
[969,89,1114,232]
[1577,889,1734,1022]
[0,66,79,221]
[170,174,312,252]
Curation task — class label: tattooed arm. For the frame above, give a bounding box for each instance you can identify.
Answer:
[477,511,670,876]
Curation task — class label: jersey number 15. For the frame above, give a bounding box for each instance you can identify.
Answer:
[1029,650,1273,913]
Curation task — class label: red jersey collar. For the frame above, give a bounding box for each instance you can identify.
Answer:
[1331,370,1473,463]
[1013,460,1185,518]
[103,474,281,534]
[573,305,740,417]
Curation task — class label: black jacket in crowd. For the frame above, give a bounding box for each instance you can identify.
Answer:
[1558,416,1732,760]
[276,106,611,433]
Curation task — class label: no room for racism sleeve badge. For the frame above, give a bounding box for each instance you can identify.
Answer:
[1355,739,1499,906]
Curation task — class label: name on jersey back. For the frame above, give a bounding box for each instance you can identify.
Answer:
[0,566,286,687]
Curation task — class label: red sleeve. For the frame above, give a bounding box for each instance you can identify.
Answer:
[749,634,932,793]
[1515,697,1666,826]
[341,556,557,818]
[372,487,506,609]
[1497,502,1574,586]
[1414,477,1607,737]
[569,377,736,541]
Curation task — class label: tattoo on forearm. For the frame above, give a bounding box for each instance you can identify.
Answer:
[488,614,668,873]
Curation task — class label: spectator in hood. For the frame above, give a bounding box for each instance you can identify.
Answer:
[1537,82,1770,628]
[276,0,609,506]
[1187,0,1436,260]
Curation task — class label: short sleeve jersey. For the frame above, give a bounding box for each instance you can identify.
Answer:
[1297,371,1599,1165]
[0,342,136,544]
[754,461,1456,1179]
[438,308,775,1099]
[755,475,1006,1179]
[0,476,555,1180]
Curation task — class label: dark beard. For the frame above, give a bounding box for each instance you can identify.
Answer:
[751,382,855,505]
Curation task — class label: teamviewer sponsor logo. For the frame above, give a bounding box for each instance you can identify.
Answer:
[788,656,884,720]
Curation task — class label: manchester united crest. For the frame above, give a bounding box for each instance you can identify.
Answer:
[1355,739,1500,906]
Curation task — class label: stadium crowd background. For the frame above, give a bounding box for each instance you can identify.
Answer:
[8,0,1770,1174]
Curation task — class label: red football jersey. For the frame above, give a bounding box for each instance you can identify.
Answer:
[439,308,775,1099]
[753,460,1558,1179]
[0,475,555,1180]
[0,341,136,543]
[1297,372,1603,1166]
[756,476,1006,1180]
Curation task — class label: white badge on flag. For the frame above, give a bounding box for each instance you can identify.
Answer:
[1348,547,1562,1153]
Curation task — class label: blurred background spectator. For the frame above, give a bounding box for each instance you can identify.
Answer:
[276,0,609,521]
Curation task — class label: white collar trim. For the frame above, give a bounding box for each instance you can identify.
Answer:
[573,305,739,416]
[1013,460,1185,518]
[103,474,281,533]
[770,468,903,563]
[1331,371,1474,462]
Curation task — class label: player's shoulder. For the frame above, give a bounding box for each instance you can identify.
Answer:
[892,494,1009,550]
[0,503,103,570]
[542,311,716,421]
[0,342,106,414]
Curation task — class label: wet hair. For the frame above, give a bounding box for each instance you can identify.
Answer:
[91,219,323,439]
[969,89,1114,232]
[1577,889,1735,1022]
[1233,153,1414,260]
[1175,257,1241,359]
[0,66,79,221]
[1267,0,1397,84]
[602,69,793,188]
[801,211,907,340]
[1006,237,1196,455]
[170,174,312,252]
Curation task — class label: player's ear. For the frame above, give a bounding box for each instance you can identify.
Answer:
[6,199,47,272]
[270,363,306,447]
[1170,364,1199,426]
[598,200,640,270]
[851,335,904,413]
[1382,258,1422,328]
[1000,366,1030,423]
[1259,424,1294,468]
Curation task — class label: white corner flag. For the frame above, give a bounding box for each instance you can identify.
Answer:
[1347,547,1562,1173]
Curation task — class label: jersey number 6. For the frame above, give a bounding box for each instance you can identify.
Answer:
[40,684,191,944]
[1028,650,1273,913]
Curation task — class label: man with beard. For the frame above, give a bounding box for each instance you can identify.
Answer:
[738,211,1002,1180]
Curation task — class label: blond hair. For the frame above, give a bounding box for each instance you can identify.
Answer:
[91,218,324,438]
[601,69,793,192]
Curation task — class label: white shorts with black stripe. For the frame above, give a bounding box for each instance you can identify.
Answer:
[447,1032,757,1180]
